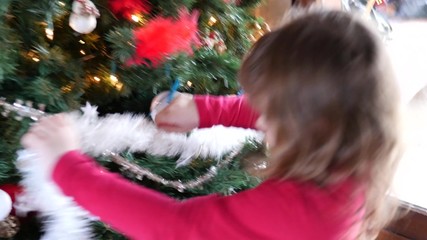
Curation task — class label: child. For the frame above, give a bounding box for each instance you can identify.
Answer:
[21,10,402,240]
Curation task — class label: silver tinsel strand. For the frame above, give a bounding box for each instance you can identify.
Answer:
[106,148,241,192]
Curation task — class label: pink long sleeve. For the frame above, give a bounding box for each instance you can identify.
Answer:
[194,95,259,129]
[53,150,363,240]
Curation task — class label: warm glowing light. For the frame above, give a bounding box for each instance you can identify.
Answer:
[58,1,66,6]
[110,75,118,83]
[61,85,72,93]
[93,76,101,82]
[208,16,217,26]
[131,14,141,22]
[115,82,123,90]
[187,81,193,87]
[80,50,86,55]
[79,40,86,44]
[32,57,40,62]
[45,28,54,40]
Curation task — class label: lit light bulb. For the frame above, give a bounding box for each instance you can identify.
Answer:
[93,76,101,82]
[80,50,86,55]
[61,85,72,93]
[58,1,65,7]
[45,28,54,40]
[208,16,217,26]
[32,57,40,62]
[249,34,256,42]
[115,82,123,90]
[110,74,118,83]
[187,81,193,87]
[131,14,141,23]
[79,40,86,44]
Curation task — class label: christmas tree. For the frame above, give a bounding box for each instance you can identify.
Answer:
[0,0,267,238]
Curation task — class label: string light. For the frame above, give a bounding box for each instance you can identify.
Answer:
[93,76,101,82]
[79,40,86,44]
[110,74,118,84]
[131,14,141,23]
[45,13,54,40]
[115,82,123,91]
[28,51,40,62]
[61,85,72,93]
[186,81,193,87]
[58,1,65,7]
[45,28,54,40]
[208,16,217,26]
[80,50,86,55]
[249,34,256,42]
[107,73,122,90]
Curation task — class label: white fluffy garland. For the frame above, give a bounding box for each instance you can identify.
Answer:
[15,104,263,239]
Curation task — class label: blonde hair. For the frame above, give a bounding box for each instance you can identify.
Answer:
[239,10,403,239]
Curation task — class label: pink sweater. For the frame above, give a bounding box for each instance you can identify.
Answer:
[53,95,364,240]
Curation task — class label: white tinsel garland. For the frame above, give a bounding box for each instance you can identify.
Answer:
[16,151,94,240]
[15,104,263,239]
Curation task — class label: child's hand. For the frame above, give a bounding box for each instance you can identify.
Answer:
[21,114,80,175]
[150,91,199,132]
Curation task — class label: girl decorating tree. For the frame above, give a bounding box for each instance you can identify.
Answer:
[22,9,402,240]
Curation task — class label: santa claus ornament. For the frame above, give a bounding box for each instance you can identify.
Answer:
[69,0,100,34]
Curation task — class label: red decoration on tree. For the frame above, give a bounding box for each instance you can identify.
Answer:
[0,184,23,216]
[129,10,201,66]
[109,0,151,19]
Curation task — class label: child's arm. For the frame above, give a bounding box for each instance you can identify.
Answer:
[53,151,294,239]
[53,151,183,239]
[151,92,259,132]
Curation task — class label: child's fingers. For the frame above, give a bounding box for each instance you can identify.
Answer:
[22,115,66,147]
[20,133,33,148]
[20,131,42,149]
[30,124,50,139]
[150,91,169,111]
[37,115,59,130]
[38,114,72,129]
[52,114,76,131]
